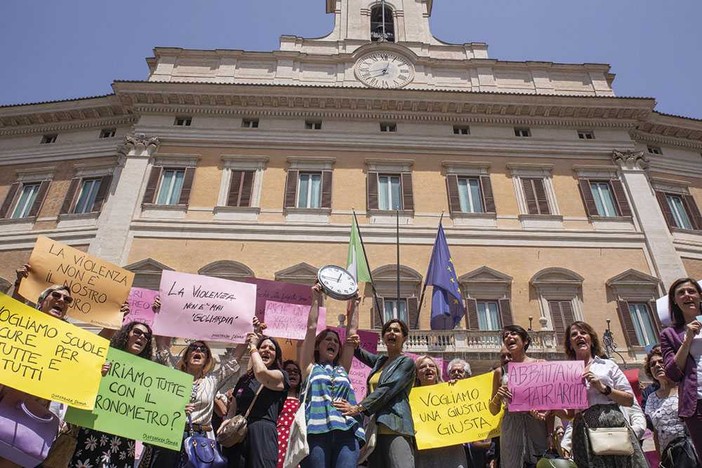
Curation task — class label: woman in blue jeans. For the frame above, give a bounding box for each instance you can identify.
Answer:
[298,284,365,468]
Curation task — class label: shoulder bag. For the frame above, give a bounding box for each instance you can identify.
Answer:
[216,382,264,448]
[582,416,634,456]
[282,373,313,468]
[183,414,227,468]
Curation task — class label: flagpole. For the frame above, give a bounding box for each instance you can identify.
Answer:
[396,209,400,319]
[352,210,384,327]
[417,212,445,325]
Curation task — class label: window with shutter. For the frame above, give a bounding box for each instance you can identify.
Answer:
[522,178,550,215]
[548,300,575,343]
[579,179,631,218]
[655,191,702,231]
[227,170,255,207]
[6,181,50,219]
[616,300,644,347]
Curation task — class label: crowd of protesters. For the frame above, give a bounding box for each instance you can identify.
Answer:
[2,265,702,468]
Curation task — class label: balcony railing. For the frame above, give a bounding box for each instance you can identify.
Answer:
[376,329,561,354]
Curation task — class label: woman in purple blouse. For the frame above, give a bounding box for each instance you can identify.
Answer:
[660,277,702,457]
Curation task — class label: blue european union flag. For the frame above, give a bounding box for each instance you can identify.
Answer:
[424,223,465,330]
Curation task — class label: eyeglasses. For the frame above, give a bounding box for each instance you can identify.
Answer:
[50,291,73,304]
[188,344,209,354]
[131,328,152,340]
[449,368,465,375]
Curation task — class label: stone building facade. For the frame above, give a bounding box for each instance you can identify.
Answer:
[1,0,701,371]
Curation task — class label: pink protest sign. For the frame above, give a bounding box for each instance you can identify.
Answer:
[242,278,312,320]
[508,360,587,412]
[124,287,158,327]
[154,270,256,343]
[264,301,310,340]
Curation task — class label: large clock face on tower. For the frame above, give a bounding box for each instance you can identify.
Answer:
[354,51,415,89]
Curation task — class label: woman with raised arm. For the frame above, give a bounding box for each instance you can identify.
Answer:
[660,277,702,457]
[564,320,647,467]
[145,297,247,467]
[489,325,553,468]
[223,332,289,468]
[297,284,365,468]
[333,318,416,468]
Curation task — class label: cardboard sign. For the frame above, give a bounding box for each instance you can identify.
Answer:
[154,271,256,343]
[19,236,134,328]
[508,361,587,412]
[124,287,158,328]
[275,306,327,363]
[65,348,193,450]
[263,301,310,340]
[410,371,503,449]
[242,278,312,320]
[0,293,109,409]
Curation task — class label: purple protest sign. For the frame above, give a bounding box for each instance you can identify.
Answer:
[508,360,587,412]
[242,278,312,320]
[154,270,256,343]
[264,301,310,340]
[124,287,158,327]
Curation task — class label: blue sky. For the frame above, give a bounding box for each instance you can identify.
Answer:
[1,0,700,118]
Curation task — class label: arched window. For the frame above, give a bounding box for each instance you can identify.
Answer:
[370,4,395,42]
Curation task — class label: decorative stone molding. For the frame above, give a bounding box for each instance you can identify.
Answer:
[119,133,160,157]
[611,150,648,171]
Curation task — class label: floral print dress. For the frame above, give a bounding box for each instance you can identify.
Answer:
[70,428,135,468]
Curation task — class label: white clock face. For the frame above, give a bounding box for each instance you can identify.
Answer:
[317,265,358,300]
[355,52,414,89]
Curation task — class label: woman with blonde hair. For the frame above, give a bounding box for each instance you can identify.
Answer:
[414,355,467,468]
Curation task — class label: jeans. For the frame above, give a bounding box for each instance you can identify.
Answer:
[301,428,359,468]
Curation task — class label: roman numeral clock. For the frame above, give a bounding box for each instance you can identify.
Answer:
[354,51,415,89]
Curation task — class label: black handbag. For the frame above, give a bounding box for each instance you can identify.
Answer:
[183,415,227,468]
[660,436,698,468]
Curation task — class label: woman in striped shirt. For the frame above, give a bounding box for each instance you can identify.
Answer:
[298,284,365,468]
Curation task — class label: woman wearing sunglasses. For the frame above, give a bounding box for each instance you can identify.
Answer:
[143,297,249,467]
[13,263,73,320]
[66,321,154,468]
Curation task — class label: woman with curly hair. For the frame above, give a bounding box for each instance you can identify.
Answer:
[67,321,154,468]
[644,346,698,467]
[224,333,289,468]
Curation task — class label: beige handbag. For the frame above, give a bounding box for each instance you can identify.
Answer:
[583,419,634,456]
[216,384,263,448]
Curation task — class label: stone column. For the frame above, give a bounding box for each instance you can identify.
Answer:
[612,150,686,289]
[88,134,160,265]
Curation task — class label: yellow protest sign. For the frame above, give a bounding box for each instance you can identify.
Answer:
[0,294,109,409]
[409,371,503,450]
[19,236,134,328]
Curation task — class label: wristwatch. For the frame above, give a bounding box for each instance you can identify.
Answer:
[601,385,612,395]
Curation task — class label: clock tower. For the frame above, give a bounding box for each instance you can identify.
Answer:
[279,0,489,61]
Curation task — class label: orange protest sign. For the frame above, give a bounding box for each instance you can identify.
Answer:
[19,236,134,329]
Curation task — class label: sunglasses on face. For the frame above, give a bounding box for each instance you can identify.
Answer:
[449,368,465,375]
[285,368,301,375]
[131,328,152,340]
[50,291,73,304]
[188,344,209,354]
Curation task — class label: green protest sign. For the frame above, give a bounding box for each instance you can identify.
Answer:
[65,347,193,450]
